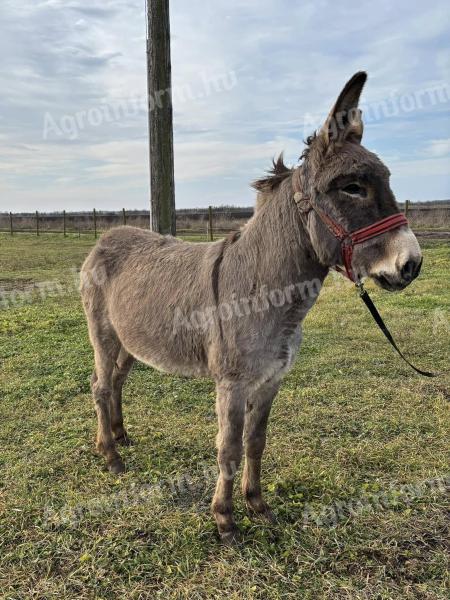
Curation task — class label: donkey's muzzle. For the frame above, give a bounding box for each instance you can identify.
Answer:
[374,256,422,291]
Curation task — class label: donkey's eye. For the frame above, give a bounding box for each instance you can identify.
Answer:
[342,183,367,197]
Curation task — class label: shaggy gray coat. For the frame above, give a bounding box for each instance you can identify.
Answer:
[80,72,422,542]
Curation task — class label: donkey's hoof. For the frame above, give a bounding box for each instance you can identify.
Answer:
[254,506,277,524]
[246,499,277,523]
[108,458,125,474]
[219,525,242,546]
[115,433,133,447]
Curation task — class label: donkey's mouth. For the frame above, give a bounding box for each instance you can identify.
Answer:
[371,272,409,292]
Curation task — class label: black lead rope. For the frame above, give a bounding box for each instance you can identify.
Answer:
[356,284,436,378]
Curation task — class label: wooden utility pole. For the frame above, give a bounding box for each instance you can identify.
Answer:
[146,0,176,235]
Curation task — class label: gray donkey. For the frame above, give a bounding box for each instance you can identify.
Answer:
[81,72,422,542]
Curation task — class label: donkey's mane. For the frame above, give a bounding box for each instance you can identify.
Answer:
[252,132,319,195]
[299,132,318,161]
[252,153,293,193]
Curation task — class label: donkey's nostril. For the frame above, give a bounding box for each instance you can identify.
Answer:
[416,257,423,278]
[401,259,420,282]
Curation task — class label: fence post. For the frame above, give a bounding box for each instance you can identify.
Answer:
[404,199,410,217]
[9,212,13,236]
[93,208,97,239]
[122,208,127,225]
[63,210,67,237]
[208,206,213,241]
[36,210,39,236]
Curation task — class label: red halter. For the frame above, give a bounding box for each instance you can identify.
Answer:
[301,200,409,282]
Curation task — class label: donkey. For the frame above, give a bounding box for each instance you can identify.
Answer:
[80,72,423,542]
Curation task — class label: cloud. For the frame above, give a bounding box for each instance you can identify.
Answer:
[0,0,449,212]
[425,138,450,157]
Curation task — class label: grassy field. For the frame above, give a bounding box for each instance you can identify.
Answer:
[0,233,449,600]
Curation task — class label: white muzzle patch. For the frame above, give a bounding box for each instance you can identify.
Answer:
[369,227,421,278]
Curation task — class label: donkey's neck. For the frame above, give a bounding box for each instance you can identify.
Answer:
[228,176,328,291]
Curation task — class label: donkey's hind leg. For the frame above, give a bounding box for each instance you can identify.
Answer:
[111,347,135,445]
[89,322,125,474]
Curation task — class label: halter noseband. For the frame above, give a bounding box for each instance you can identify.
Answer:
[292,178,409,282]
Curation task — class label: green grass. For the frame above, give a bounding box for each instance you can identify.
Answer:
[0,233,449,599]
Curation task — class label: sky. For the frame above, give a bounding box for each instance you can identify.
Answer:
[0,0,449,212]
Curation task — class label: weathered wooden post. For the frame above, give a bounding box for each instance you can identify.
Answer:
[122,208,127,225]
[208,206,214,241]
[36,211,39,236]
[63,210,67,237]
[404,199,410,217]
[146,0,176,235]
[9,212,13,236]
[93,208,97,239]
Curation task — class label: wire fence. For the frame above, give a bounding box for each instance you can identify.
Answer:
[0,207,252,240]
[0,203,449,240]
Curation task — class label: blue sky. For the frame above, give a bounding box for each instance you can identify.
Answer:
[0,0,449,212]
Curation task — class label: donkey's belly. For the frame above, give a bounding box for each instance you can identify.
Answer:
[110,313,210,378]
[127,347,209,378]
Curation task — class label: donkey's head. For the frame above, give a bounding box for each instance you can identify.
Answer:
[298,72,422,291]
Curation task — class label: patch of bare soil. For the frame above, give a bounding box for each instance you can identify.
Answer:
[414,230,450,239]
[0,277,37,292]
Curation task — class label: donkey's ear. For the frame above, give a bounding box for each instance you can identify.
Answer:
[321,71,367,146]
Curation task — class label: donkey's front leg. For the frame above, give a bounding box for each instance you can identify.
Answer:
[242,380,280,521]
[212,381,245,543]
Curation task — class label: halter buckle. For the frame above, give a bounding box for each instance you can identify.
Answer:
[356,281,365,296]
